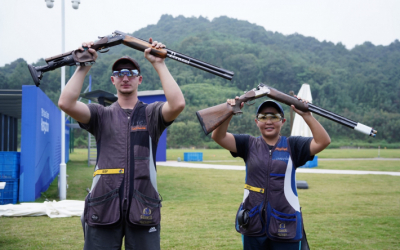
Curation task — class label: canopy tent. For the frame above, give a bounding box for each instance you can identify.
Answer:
[291,83,313,137]
[291,83,318,171]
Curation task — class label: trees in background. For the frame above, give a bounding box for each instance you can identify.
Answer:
[1,15,399,147]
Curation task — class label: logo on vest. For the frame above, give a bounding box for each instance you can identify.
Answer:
[278,223,288,236]
[140,207,153,221]
[275,147,288,151]
[91,214,99,221]
[131,125,147,131]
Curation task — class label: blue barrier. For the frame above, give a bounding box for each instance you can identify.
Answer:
[184,152,203,162]
[19,86,69,202]
[138,93,167,161]
[0,179,18,205]
[0,152,20,179]
[300,156,318,168]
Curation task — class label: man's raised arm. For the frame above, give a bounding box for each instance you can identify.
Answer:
[143,39,185,123]
[58,42,97,124]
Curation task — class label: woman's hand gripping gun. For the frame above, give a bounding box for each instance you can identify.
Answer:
[196,83,377,137]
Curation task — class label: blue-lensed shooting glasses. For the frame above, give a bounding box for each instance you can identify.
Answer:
[112,69,140,78]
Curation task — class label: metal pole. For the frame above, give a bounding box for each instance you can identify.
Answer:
[59,0,67,200]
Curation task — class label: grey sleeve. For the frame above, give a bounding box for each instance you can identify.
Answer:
[146,102,173,142]
[78,103,104,137]
[288,136,314,168]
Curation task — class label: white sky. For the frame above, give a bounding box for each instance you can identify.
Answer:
[0,0,399,67]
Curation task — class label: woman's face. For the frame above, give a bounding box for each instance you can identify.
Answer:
[255,106,286,140]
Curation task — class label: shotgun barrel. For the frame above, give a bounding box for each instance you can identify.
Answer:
[28,31,234,87]
[196,83,377,137]
[116,31,234,81]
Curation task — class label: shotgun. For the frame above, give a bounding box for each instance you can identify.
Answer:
[28,30,234,87]
[196,83,377,137]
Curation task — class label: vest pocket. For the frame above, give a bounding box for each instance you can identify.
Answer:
[268,207,298,240]
[128,189,162,226]
[86,188,120,226]
[235,201,265,236]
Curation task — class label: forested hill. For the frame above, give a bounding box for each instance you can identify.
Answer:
[1,15,400,146]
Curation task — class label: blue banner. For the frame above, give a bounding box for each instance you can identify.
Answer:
[139,94,167,161]
[19,86,69,202]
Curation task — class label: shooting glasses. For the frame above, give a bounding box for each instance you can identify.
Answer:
[112,69,140,78]
[256,113,283,123]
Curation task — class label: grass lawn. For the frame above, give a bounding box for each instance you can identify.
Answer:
[167,148,400,161]
[0,149,399,249]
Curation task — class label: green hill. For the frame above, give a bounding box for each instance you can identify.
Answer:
[1,15,399,147]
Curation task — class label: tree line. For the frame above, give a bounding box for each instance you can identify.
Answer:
[1,14,399,148]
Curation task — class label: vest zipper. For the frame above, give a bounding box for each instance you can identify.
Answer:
[263,139,279,232]
[123,114,131,211]
[263,146,273,230]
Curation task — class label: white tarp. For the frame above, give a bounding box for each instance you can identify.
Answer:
[291,83,313,137]
[0,200,84,218]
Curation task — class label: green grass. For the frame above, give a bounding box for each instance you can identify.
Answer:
[317,160,400,172]
[168,148,400,161]
[317,148,399,158]
[1,149,400,249]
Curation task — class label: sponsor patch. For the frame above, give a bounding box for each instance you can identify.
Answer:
[131,125,147,131]
[140,207,153,221]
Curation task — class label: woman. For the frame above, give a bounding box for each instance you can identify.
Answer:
[211,98,331,250]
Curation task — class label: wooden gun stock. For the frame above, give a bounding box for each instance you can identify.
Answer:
[196,88,262,135]
[122,36,168,58]
[267,88,309,112]
[196,103,234,135]
[196,84,311,136]
[196,83,377,137]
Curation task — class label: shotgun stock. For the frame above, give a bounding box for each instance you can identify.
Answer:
[196,103,234,135]
[28,33,125,87]
[196,83,377,137]
[28,30,234,86]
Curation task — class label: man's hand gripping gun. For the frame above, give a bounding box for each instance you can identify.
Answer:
[196,83,377,137]
[28,30,234,87]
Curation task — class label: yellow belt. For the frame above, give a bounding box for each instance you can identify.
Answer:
[244,184,265,193]
[93,169,124,177]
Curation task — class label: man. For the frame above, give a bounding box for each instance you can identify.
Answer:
[58,39,185,250]
[211,98,330,250]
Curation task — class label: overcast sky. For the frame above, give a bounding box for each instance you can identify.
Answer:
[0,0,399,67]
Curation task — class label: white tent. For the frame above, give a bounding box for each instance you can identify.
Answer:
[291,83,313,137]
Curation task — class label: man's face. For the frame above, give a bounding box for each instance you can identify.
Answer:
[255,106,286,139]
[111,69,142,95]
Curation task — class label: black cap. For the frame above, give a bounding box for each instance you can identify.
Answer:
[256,100,284,117]
[112,56,141,73]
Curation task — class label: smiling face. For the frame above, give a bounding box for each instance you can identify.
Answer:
[255,106,286,143]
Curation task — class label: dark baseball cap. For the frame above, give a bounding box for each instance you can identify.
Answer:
[256,100,284,117]
[112,56,141,73]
